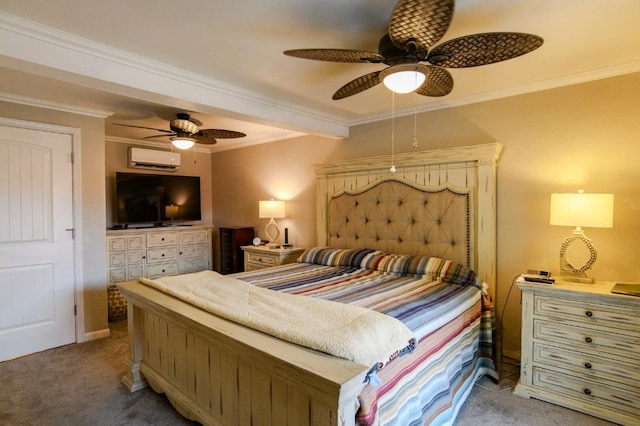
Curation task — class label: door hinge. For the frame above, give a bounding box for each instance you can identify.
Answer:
[74,305,77,316]
[70,152,75,163]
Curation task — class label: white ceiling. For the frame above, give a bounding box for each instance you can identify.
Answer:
[1,0,640,152]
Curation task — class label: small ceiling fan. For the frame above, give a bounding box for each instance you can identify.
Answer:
[284,0,543,100]
[113,113,246,149]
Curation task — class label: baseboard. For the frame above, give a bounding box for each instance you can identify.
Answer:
[77,327,110,343]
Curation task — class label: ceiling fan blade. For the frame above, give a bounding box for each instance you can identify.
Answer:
[197,129,246,139]
[112,123,173,133]
[192,136,217,145]
[388,0,453,51]
[284,49,384,63]
[332,71,382,100]
[427,32,544,68]
[415,66,453,97]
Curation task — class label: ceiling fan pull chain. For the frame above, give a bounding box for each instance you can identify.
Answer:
[413,104,418,150]
[390,92,396,173]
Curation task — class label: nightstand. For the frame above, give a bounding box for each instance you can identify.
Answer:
[241,245,305,271]
[513,277,640,425]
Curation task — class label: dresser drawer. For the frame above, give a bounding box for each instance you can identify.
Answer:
[147,232,178,247]
[147,247,178,263]
[109,268,126,283]
[109,237,126,252]
[533,367,640,419]
[126,236,144,250]
[180,243,207,257]
[127,266,144,280]
[179,258,210,274]
[127,251,144,265]
[246,252,276,266]
[180,231,208,245]
[533,343,639,390]
[109,253,126,268]
[147,263,178,278]
[535,295,640,332]
[109,235,144,251]
[534,319,640,361]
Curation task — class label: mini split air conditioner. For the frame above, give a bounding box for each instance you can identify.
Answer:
[128,147,181,171]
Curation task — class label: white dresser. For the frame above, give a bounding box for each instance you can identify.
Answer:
[513,278,640,425]
[106,225,213,321]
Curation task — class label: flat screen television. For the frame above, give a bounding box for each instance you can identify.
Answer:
[115,172,201,226]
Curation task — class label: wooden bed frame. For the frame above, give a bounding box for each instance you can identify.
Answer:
[119,143,502,425]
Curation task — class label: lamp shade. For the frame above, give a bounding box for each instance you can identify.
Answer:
[380,64,427,94]
[550,193,614,228]
[165,204,179,218]
[259,200,285,219]
[171,137,195,149]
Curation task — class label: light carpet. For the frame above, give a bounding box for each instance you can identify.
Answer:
[0,321,615,425]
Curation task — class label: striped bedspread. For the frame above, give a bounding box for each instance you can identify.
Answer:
[233,247,497,426]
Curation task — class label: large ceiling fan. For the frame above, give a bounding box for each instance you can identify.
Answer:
[113,113,246,149]
[284,0,543,100]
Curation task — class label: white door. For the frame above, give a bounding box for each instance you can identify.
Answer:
[0,124,76,361]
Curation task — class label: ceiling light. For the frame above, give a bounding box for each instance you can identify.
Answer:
[380,64,427,94]
[171,137,196,150]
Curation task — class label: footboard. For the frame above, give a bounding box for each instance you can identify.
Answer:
[118,280,369,426]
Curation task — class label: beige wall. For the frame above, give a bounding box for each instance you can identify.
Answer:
[104,141,213,228]
[212,71,640,359]
[0,101,108,337]
[211,135,341,248]
[2,70,637,355]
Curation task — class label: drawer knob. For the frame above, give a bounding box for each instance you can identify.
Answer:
[162,238,165,241]
[585,337,593,343]
[583,388,592,396]
[162,253,165,257]
[584,362,592,369]
[585,310,593,317]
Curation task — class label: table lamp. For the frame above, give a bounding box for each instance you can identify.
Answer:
[550,190,614,283]
[259,199,285,248]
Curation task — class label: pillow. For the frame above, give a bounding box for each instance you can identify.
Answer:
[298,247,378,267]
[299,247,479,287]
[374,253,478,286]
[372,254,450,280]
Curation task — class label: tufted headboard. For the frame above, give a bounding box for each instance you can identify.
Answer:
[313,143,502,298]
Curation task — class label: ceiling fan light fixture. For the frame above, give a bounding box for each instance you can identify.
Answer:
[171,137,196,150]
[380,64,427,94]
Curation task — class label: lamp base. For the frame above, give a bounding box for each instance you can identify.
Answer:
[559,270,595,284]
[264,219,280,249]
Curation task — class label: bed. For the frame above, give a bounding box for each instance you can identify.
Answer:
[118,143,502,425]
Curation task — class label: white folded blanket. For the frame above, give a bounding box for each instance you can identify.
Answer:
[140,270,415,370]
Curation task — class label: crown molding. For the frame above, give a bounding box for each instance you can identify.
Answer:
[0,12,349,138]
[0,92,113,118]
[349,59,640,126]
